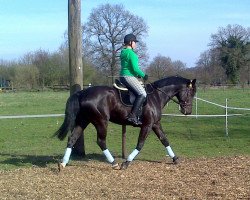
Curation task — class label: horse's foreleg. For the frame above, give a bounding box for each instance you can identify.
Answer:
[97,136,114,163]
[152,122,179,164]
[58,126,83,171]
[95,123,119,169]
[121,125,151,170]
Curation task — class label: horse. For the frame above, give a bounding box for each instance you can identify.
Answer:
[55,76,196,170]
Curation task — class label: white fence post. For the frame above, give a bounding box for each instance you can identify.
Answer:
[225,98,228,137]
[195,92,198,119]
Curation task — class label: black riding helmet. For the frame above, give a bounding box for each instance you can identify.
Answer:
[124,34,138,45]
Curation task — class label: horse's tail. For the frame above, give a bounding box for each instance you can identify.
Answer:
[54,93,80,140]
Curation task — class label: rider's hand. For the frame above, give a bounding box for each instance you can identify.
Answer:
[143,74,148,81]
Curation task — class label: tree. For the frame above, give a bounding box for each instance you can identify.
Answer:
[146,55,172,79]
[25,48,70,87]
[146,54,186,81]
[32,49,51,87]
[16,49,67,88]
[195,49,226,85]
[49,48,69,85]
[239,42,250,84]
[172,60,186,74]
[210,24,250,84]
[13,65,39,89]
[83,3,148,83]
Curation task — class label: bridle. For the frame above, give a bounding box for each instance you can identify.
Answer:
[146,82,193,108]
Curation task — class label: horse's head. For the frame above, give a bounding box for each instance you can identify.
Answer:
[176,79,196,115]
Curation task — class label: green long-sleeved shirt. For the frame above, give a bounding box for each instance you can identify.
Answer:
[120,48,145,78]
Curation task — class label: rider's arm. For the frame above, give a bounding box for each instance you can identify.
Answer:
[129,51,145,78]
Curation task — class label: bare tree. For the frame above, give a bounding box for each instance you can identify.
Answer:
[83,3,148,83]
[146,54,186,81]
[13,65,39,89]
[146,55,172,79]
[31,49,51,87]
[195,49,226,85]
[172,60,186,75]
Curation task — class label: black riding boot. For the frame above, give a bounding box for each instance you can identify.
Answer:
[127,95,146,125]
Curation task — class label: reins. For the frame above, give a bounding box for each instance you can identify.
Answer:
[146,81,180,105]
[145,81,193,109]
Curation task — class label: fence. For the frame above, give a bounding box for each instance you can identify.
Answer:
[1,94,249,137]
[0,114,64,119]
[163,93,250,136]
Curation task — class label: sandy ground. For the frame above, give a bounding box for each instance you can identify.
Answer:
[0,156,249,200]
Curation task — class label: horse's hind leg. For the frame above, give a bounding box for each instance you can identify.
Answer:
[95,121,119,169]
[58,125,83,171]
[152,122,179,164]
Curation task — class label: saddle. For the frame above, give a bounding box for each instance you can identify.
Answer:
[113,79,147,107]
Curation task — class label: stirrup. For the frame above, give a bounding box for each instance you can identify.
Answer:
[127,116,142,125]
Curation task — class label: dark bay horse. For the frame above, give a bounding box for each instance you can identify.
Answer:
[55,76,196,170]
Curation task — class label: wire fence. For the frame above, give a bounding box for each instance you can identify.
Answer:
[0,114,64,119]
[163,94,250,136]
[1,93,249,136]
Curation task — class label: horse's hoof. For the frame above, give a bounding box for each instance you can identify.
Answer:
[58,162,65,172]
[120,161,130,170]
[173,156,179,164]
[112,163,120,170]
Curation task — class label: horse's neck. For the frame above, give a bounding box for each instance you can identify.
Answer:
[155,85,179,108]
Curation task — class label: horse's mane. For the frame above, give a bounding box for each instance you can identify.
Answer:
[151,76,189,88]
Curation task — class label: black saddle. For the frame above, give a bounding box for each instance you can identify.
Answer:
[113,79,147,107]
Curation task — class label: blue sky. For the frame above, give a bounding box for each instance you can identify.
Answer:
[0,0,249,67]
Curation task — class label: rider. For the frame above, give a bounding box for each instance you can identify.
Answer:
[120,33,148,126]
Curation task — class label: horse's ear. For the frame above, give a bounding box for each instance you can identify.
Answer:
[187,79,196,88]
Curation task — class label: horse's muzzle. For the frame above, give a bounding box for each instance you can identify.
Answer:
[180,104,192,115]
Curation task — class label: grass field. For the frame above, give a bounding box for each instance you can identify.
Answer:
[0,87,249,170]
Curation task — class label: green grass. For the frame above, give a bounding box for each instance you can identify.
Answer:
[0,88,249,170]
[0,91,69,115]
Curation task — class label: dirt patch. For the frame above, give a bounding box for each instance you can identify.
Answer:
[0,156,249,200]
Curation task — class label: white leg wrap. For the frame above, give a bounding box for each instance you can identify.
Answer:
[127,149,140,162]
[103,149,115,163]
[62,148,72,165]
[166,146,175,158]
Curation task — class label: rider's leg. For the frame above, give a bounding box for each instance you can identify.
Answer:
[127,94,146,125]
[120,76,147,125]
